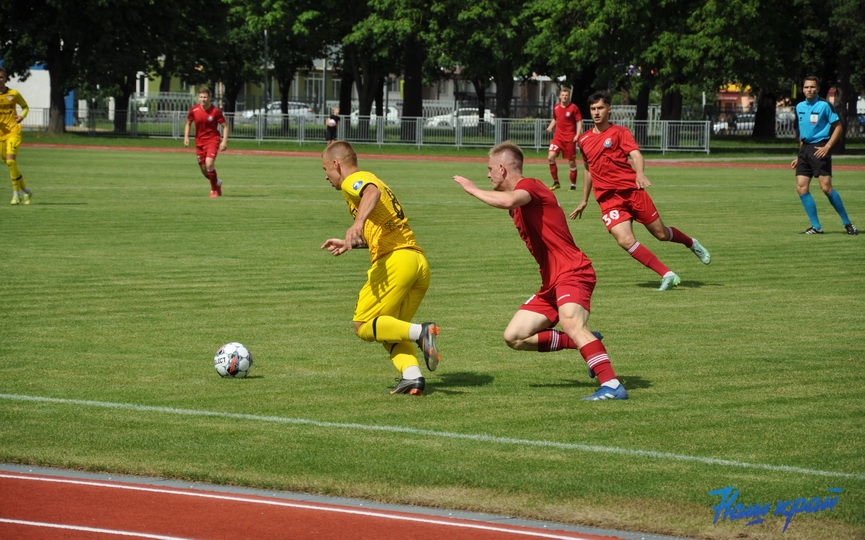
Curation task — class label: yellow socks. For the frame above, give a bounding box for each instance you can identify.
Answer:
[388,341,420,373]
[356,316,411,343]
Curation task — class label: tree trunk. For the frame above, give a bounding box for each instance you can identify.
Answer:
[494,63,514,140]
[112,74,135,134]
[402,37,424,118]
[633,85,651,145]
[159,55,174,93]
[338,68,353,118]
[46,35,68,134]
[277,75,292,130]
[833,53,852,154]
[753,92,777,138]
[660,88,682,121]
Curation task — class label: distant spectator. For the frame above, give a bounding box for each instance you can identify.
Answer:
[325,107,340,146]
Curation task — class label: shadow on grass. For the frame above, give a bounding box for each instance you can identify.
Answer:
[530,374,651,393]
[636,280,717,289]
[426,371,494,395]
[15,203,88,206]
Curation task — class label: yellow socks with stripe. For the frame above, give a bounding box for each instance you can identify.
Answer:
[7,159,22,181]
[356,316,411,343]
[387,341,421,374]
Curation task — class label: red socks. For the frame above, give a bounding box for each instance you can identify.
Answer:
[579,339,616,384]
[667,227,693,247]
[549,163,559,182]
[206,169,218,190]
[537,329,576,352]
[627,241,671,277]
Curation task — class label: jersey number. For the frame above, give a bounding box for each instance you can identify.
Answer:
[384,186,405,219]
[602,210,620,226]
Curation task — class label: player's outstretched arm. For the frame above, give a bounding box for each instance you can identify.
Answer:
[321,238,348,256]
[454,175,530,209]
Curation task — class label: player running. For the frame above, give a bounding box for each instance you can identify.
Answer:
[320,141,440,396]
[454,141,627,401]
[184,87,229,197]
[570,91,711,291]
[546,87,582,191]
[0,68,32,205]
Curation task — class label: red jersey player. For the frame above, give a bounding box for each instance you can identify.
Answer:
[546,87,582,191]
[454,141,627,401]
[183,86,229,197]
[570,91,711,291]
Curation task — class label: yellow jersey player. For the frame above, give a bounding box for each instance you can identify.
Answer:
[320,141,440,396]
[0,67,31,205]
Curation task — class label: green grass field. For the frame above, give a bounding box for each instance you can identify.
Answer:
[1,144,863,539]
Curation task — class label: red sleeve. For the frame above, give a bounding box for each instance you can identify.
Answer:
[618,126,639,154]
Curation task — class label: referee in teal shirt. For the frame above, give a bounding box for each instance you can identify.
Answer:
[790,75,858,235]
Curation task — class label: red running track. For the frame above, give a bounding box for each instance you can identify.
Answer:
[0,472,624,540]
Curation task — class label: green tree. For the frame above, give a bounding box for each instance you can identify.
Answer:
[0,0,95,133]
[792,0,865,151]
[427,0,532,123]
[340,0,415,120]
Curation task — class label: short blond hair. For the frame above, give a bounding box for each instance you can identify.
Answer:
[489,141,524,173]
[322,140,358,167]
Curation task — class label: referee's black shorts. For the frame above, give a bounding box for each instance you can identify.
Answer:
[795,141,832,177]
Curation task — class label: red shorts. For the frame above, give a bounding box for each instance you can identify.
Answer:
[596,189,660,231]
[519,267,596,325]
[549,137,577,161]
[196,140,220,164]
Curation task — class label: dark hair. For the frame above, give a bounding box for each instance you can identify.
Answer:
[588,91,612,107]
[803,75,820,87]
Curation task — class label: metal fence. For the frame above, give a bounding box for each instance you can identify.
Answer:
[24,107,712,154]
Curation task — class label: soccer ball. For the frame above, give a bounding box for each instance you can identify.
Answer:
[327,118,337,127]
[214,342,253,378]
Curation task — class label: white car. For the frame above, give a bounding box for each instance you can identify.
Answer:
[425,108,495,128]
[349,106,400,126]
[242,101,315,121]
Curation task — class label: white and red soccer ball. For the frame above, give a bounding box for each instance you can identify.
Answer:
[214,342,253,378]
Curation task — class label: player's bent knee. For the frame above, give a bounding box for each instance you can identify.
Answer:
[503,331,530,350]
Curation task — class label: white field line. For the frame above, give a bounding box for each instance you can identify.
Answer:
[0,518,191,539]
[0,474,594,540]
[2,393,863,481]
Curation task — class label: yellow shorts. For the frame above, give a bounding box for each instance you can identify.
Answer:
[354,249,430,324]
[0,134,22,157]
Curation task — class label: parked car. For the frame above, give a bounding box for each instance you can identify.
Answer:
[241,101,315,121]
[713,112,755,134]
[349,106,400,126]
[425,108,495,128]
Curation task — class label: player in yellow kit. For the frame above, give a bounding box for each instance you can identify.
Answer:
[0,68,31,205]
[320,141,440,395]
